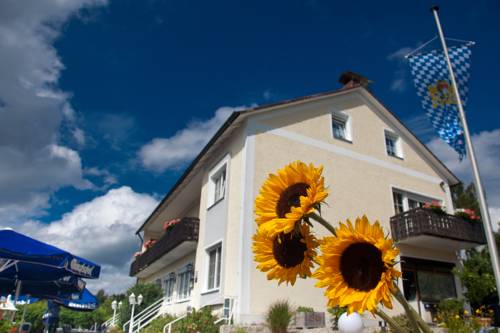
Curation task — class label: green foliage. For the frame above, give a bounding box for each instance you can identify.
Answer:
[233,327,247,333]
[266,300,293,333]
[452,183,481,218]
[173,307,220,333]
[440,315,480,333]
[327,306,346,330]
[296,306,314,313]
[438,298,465,319]
[454,247,497,308]
[16,301,47,333]
[0,319,13,333]
[107,327,124,333]
[118,283,163,327]
[142,314,175,333]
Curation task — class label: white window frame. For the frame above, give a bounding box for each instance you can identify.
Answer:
[204,241,222,293]
[207,155,230,208]
[176,264,193,302]
[392,188,441,215]
[163,272,176,304]
[384,130,403,159]
[331,111,352,142]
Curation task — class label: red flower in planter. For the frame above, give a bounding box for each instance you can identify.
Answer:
[144,239,157,249]
[163,218,181,231]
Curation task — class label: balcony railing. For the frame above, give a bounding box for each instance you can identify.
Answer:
[130,217,199,276]
[390,208,486,245]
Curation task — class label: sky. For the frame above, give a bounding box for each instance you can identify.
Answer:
[1,0,499,293]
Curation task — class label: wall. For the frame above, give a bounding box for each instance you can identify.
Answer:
[236,92,457,323]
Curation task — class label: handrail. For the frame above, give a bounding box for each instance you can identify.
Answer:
[163,314,187,333]
[132,302,164,333]
[123,297,164,332]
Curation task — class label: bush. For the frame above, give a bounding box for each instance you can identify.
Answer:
[119,283,163,327]
[0,319,13,333]
[143,314,176,333]
[266,300,293,333]
[296,306,314,313]
[107,327,124,333]
[173,307,220,333]
[437,298,465,321]
[327,306,346,330]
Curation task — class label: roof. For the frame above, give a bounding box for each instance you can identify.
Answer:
[136,84,460,234]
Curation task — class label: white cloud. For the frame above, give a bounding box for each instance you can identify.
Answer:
[139,106,248,172]
[427,129,500,228]
[14,186,158,294]
[0,0,106,222]
[387,46,413,92]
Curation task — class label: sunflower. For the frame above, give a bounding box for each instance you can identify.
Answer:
[313,216,400,314]
[253,223,318,285]
[254,161,328,236]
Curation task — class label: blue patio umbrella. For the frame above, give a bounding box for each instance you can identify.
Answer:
[0,275,85,299]
[0,229,100,280]
[10,288,99,312]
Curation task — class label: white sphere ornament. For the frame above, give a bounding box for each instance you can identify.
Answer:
[338,312,364,333]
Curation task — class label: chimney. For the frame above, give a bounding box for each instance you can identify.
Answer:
[338,71,371,90]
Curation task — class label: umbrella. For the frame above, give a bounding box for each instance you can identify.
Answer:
[0,276,85,300]
[0,229,100,280]
[9,288,99,312]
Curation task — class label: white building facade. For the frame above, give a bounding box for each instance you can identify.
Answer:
[130,72,485,325]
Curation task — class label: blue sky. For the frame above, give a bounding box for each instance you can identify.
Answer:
[1,0,499,292]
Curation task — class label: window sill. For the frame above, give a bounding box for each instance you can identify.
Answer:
[201,288,220,295]
[176,298,191,304]
[333,137,353,144]
[387,154,404,160]
[207,197,224,211]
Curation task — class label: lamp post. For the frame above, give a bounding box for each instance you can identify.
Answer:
[128,293,143,333]
[111,300,122,327]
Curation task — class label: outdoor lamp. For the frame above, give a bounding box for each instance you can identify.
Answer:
[111,300,118,326]
[118,301,123,308]
[111,300,117,310]
[338,312,363,333]
[129,293,136,305]
[137,294,143,305]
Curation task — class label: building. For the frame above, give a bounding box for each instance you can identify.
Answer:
[129,72,485,326]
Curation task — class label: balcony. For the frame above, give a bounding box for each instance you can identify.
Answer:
[130,217,199,277]
[390,208,486,250]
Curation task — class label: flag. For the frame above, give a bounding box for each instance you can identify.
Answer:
[408,44,472,159]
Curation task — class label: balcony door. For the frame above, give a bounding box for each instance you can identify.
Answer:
[392,189,436,215]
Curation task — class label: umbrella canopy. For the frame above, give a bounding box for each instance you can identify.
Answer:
[0,229,100,280]
[55,288,99,311]
[8,289,98,312]
[0,276,85,300]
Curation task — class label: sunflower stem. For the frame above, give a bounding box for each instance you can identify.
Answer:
[375,309,408,333]
[308,212,336,236]
[392,284,433,333]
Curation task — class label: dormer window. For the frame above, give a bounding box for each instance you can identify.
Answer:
[332,111,352,142]
[385,130,403,158]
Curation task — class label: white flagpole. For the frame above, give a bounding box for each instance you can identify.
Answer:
[431,5,500,303]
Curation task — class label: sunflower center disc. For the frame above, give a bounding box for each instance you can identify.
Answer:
[340,242,385,291]
[272,232,307,268]
[276,183,309,218]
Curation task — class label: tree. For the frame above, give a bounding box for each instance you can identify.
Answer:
[118,283,163,327]
[452,183,481,218]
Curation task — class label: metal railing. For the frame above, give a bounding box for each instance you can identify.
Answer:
[163,313,187,333]
[122,297,164,333]
[390,208,486,244]
[130,217,199,276]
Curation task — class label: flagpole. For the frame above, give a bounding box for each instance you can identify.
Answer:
[431,5,500,304]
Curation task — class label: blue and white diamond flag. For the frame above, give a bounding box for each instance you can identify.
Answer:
[408,44,472,159]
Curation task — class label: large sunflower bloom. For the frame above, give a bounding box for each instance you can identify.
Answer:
[253,224,318,285]
[313,216,400,314]
[254,161,328,236]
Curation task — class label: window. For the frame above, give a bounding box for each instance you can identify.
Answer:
[385,130,403,158]
[213,168,226,203]
[392,189,436,214]
[164,273,176,303]
[177,265,193,301]
[402,257,456,303]
[208,157,229,208]
[207,244,222,291]
[393,192,404,215]
[332,112,351,141]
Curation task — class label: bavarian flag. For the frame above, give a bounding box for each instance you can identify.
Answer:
[408,44,472,159]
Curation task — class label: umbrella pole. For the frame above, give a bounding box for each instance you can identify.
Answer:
[11,280,22,322]
[18,302,27,333]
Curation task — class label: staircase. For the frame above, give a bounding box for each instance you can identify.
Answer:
[122,297,165,333]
